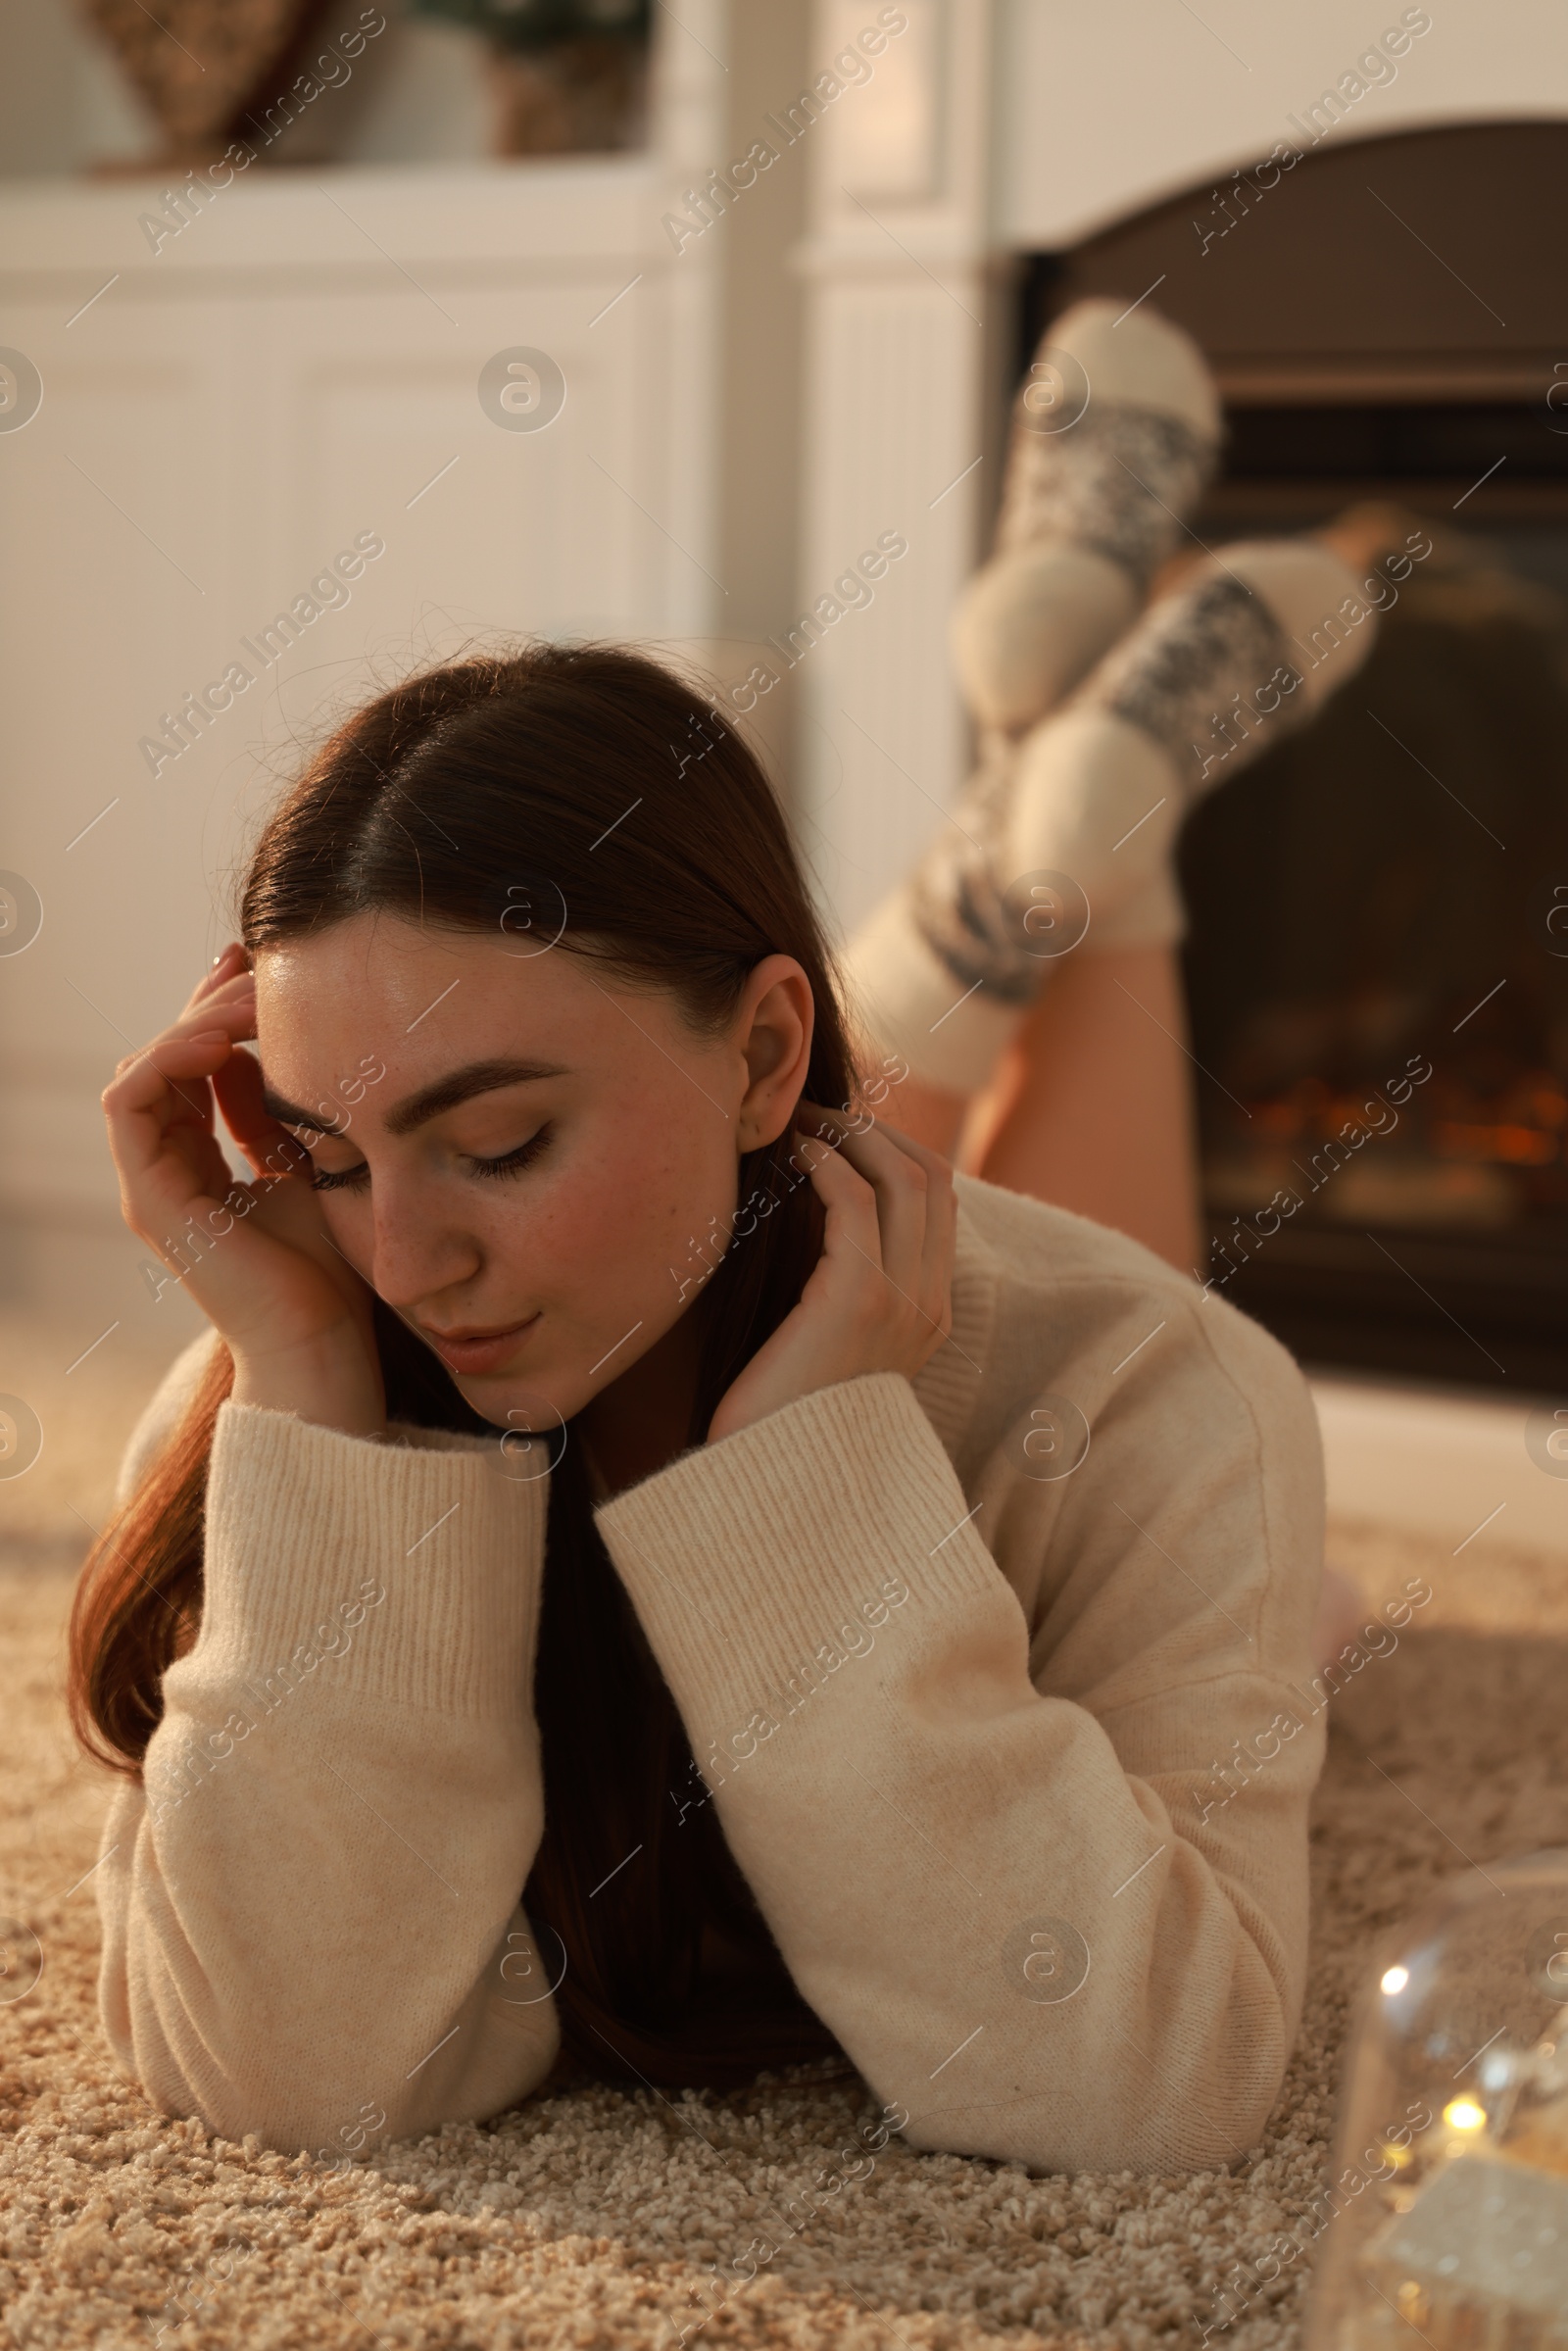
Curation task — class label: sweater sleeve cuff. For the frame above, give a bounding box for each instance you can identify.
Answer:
[593,1371,1003,1734]
[193,1400,548,1718]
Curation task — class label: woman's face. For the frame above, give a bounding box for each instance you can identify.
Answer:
[252,913,813,1432]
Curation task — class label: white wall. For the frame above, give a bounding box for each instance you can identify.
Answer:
[993,0,1568,249]
[789,0,1004,947]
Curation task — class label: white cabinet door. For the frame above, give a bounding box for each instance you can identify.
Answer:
[1,284,246,1222]
[0,170,714,1261]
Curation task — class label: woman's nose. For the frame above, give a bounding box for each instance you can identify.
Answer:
[368,1189,483,1312]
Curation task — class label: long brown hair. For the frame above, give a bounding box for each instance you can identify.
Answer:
[69,642,867,2090]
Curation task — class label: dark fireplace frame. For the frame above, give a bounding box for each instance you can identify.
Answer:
[1015,121,1568,1394]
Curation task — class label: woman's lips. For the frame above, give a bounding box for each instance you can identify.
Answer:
[420,1314,540,1377]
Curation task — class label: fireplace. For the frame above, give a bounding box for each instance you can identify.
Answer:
[1017,122,1568,1392]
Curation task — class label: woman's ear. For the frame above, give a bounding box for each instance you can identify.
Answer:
[735,955,814,1151]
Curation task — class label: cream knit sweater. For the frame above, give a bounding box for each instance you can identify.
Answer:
[95,1171,1327,2175]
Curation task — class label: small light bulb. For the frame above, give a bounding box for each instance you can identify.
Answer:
[1381,1966,1409,1995]
[1444,2098,1486,2132]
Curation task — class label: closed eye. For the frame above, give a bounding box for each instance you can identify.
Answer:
[466,1124,554,1181]
[308,1124,554,1194]
[309,1159,369,1195]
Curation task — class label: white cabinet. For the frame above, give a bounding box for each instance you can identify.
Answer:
[0,157,735,1289]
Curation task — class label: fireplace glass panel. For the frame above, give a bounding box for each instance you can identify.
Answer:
[1176,485,1568,1389]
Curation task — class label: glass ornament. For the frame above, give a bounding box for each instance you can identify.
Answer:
[1306,1848,1568,2350]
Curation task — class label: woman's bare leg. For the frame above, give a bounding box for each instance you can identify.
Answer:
[954,943,1203,1273]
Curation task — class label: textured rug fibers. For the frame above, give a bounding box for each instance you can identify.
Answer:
[2,1321,1565,2350]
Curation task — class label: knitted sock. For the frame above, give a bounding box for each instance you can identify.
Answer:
[952,297,1222,741]
[845,539,1379,1094]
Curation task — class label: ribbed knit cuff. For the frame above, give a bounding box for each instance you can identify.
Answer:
[594,1371,1002,1738]
[197,1402,547,1718]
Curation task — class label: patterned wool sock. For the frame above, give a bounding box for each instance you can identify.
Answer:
[844,539,1380,1094]
[952,297,1222,741]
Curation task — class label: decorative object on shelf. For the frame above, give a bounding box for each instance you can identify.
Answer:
[74,0,329,170]
[409,0,651,154]
[1305,1848,1568,2349]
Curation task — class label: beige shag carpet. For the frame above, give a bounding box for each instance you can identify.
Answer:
[3,1312,1567,2351]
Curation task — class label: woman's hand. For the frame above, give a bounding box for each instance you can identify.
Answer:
[707,1103,957,1446]
[102,942,386,1437]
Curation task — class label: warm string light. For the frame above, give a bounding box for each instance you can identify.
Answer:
[1442,2097,1486,2133]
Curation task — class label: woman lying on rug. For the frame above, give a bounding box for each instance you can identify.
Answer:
[74,301,1380,2177]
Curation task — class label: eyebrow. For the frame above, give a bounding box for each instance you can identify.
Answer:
[263,1057,570,1142]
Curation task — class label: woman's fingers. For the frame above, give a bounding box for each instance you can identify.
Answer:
[837,1123,929,1289]
[794,1130,950,1373]
[799,1091,945,1335]
[193,979,262,1115]
[190,987,327,1180]
[182,940,250,1019]
[707,1096,957,1443]
[103,985,254,1178]
[105,1027,229,1149]
[140,982,257,1056]
[183,966,257,1033]
[792,1138,897,1358]
[182,968,300,1181]
[799,1098,950,1257]
[212,1042,306,1182]
[863,1112,959,1311]
[102,960,259,1234]
[103,1027,237,1239]
[111,992,258,1135]
[799,1095,958,1345]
